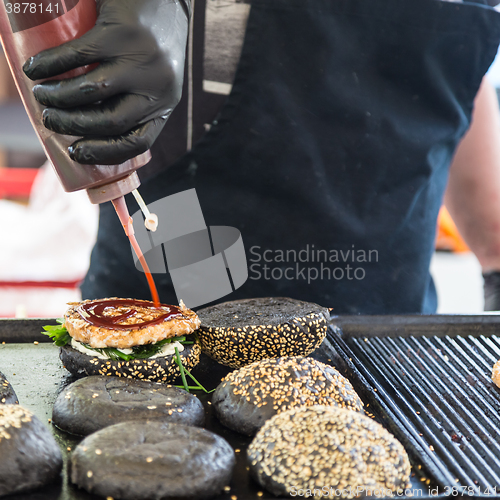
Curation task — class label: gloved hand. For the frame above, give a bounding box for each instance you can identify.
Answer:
[483,271,500,311]
[23,0,190,165]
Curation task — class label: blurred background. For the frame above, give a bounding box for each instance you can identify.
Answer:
[0,44,98,318]
[0,44,499,317]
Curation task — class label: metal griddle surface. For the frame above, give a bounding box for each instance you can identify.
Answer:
[330,315,500,498]
[0,319,432,500]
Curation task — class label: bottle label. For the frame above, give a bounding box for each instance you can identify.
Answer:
[3,0,79,33]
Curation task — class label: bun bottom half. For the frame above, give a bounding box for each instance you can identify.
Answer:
[60,342,201,384]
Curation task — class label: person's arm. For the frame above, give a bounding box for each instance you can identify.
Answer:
[444,77,500,309]
[444,76,500,270]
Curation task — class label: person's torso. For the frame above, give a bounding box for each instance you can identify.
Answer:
[84,0,500,314]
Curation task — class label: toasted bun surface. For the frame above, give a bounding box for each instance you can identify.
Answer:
[0,405,62,497]
[248,406,411,498]
[0,371,17,405]
[53,376,205,436]
[197,297,329,368]
[492,360,500,389]
[213,356,363,435]
[71,421,235,500]
[60,342,201,383]
[64,298,200,349]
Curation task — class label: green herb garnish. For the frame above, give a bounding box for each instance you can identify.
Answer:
[42,319,71,346]
[181,369,214,393]
[79,336,188,361]
[41,321,190,361]
[132,336,186,359]
[175,346,190,392]
[41,320,212,393]
[173,347,215,394]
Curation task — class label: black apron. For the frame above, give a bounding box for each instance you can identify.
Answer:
[82,0,500,314]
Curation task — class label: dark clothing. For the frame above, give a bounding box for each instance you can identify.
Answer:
[82,0,500,313]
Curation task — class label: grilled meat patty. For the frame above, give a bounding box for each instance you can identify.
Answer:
[64,298,200,349]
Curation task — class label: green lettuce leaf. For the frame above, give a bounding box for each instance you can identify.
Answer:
[81,336,189,362]
[42,319,71,346]
[41,321,191,360]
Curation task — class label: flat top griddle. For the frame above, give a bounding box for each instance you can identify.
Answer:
[2,316,493,499]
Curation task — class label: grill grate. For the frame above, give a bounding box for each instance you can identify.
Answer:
[332,326,500,494]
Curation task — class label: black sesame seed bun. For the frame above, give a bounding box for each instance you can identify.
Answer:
[0,371,17,405]
[213,357,363,436]
[59,341,201,384]
[248,406,412,498]
[197,297,329,368]
[52,376,205,436]
[71,421,236,500]
[0,405,62,497]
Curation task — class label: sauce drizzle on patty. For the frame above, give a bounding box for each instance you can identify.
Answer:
[77,299,182,330]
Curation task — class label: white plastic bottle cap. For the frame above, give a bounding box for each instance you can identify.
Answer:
[145,213,158,232]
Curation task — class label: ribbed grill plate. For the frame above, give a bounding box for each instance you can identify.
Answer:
[330,316,500,495]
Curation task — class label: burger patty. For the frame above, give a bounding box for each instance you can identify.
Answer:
[64,298,201,349]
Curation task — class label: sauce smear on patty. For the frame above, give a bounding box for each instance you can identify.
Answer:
[77,299,182,330]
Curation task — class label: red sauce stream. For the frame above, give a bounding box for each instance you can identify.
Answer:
[72,197,183,330]
[111,196,160,306]
[77,299,182,330]
[74,196,177,330]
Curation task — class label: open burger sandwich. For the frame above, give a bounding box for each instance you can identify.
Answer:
[43,298,201,384]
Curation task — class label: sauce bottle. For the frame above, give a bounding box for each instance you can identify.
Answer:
[0,0,151,204]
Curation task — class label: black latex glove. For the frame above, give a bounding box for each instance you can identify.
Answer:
[23,0,189,165]
[483,271,500,311]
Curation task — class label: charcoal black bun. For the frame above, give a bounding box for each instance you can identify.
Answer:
[0,371,17,404]
[71,421,235,500]
[0,405,62,497]
[197,297,329,368]
[60,341,201,383]
[53,375,205,436]
[213,356,363,436]
[248,406,411,498]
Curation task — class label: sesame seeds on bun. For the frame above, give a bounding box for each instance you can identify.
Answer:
[0,405,62,497]
[70,421,235,500]
[248,405,411,498]
[60,341,201,384]
[52,376,205,436]
[213,356,363,435]
[197,297,329,368]
[0,371,17,405]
